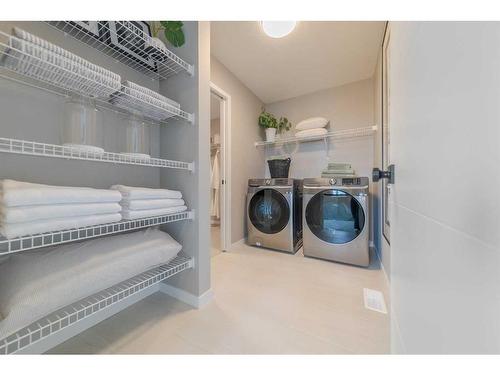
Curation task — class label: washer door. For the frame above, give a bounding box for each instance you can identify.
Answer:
[305,189,365,244]
[249,189,290,234]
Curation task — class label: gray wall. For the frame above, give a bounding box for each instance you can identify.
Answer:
[210,56,265,243]
[159,22,211,297]
[265,79,376,242]
[0,21,160,189]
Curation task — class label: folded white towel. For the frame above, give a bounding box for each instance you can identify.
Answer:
[121,198,185,210]
[121,206,187,220]
[111,185,182,200]
[295,117,329,131]
[295,128,329,138]
[0,180,122,207]
[1,202,121,224]
[0,213,122,239]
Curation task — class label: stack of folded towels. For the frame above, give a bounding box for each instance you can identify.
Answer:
[111,185,187,220]
[321,162,356,178]
[0,179,122,239]
[294,117,330,138]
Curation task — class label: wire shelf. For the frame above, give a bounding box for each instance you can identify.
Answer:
[254,126,377,147]
[46,21,194,80]
[0,137,194,171]
[0,254,193,354]
[0,211,194,256]
[0,30,194,125]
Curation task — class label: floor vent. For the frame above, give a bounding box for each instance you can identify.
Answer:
[363,288,388,314]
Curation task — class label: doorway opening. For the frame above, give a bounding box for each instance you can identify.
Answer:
[210,83,231,257]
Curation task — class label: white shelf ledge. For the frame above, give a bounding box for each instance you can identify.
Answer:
[254,126,377,147]
[0,254,193,354]
[0,211,194,256]
[0,30,194,125]
[0,138,194,171]
[47,21,194,80]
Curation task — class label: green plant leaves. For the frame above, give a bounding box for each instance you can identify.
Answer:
[159,21,185,47]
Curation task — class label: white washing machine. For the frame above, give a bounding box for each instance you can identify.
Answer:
[247,178,302,253]
[303,177,369,266]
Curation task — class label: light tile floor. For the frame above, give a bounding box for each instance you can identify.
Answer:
[50,243,390,354]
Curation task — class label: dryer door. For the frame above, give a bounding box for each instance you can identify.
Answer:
[305,189,365,244]
[248,188,290,234]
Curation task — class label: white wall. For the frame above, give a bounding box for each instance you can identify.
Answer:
[389,22,500,353]
[265,79,376,241]
[210,57,266,243]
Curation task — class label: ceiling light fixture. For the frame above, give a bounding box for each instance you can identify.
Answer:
[260,21,297,38]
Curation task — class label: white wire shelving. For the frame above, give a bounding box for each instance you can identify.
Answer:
[0,30,194,125]
[0,211,194,256]
[47,21,194,80]
[0,253,193,354]
[254,126,377,147]
[0,138,194,171]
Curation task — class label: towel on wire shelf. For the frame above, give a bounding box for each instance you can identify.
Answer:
[111,185,182,200]
[0,213,122,239]
[120,198,185,211]
[0,202,121,224]
[0,179,122,207]
[295,117,329,131]
[295,128,329,138]
[121,205,187,220]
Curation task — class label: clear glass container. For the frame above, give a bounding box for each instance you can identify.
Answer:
[120,115,151,159]
[62,96,104,153]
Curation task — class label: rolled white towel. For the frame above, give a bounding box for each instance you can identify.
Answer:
[0,213,122,239]
[111,185,182,200]
[120,198,185,210]
[295,117,329,131]
[121,206,187,220]
[0,180,122,207]
[295,128,329,138]
[1,202,121,224]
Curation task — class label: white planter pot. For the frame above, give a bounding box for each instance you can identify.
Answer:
[265,128,277,142]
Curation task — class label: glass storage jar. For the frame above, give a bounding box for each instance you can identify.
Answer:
[120,115,151,159]
[62,96,104,153]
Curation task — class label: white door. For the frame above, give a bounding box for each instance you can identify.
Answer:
[385,22,500,354]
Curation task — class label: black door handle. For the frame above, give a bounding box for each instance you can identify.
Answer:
[372,164,395,184]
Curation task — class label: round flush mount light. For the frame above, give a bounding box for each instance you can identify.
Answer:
[260,21,297,38]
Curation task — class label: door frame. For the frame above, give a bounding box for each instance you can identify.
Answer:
[381,22,391,244]
[210,82,231,252]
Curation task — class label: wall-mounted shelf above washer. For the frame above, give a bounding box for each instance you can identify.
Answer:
[47,21,194,80]
[254,126,377,147]
[0,138,195,171]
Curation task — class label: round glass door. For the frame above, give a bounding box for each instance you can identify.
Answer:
[249,189,290,234]
[305,189,365,244]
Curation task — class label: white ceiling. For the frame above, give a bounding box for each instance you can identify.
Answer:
[211,21,386,104]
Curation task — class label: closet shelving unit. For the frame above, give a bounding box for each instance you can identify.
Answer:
[0,137,194,171]
[254,125,377,147]
[0,211,194,255]
[0,22,199,354]
[0,253,194,354]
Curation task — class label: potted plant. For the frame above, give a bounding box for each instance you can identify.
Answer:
[259,110,291,142]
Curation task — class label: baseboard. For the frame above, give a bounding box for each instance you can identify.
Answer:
[159,283,213,309]
[231,237,245,247]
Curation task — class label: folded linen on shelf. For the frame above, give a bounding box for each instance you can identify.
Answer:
[0,213,122,239]
[295,128,329,138]
[327,162,353,171]
[295,117,329,131]
[0,179,122,207]
[121,205,187,220]
[0,202,121,224]
[1,28,121,98]
[111,185,182,200]
[0,228,182,340]
[120,198,185,211]
[321,173,356,178]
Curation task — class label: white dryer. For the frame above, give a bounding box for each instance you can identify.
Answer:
[302,177,369,266]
